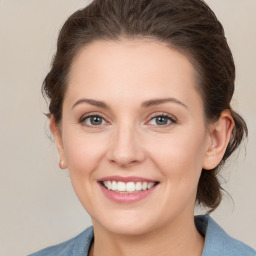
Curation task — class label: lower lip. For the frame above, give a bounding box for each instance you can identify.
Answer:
[98,183,158,203]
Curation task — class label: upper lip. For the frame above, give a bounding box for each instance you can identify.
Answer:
[99,176,158,183]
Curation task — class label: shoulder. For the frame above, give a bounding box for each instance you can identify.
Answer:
[195,215,256,256]
[28,226,94,256]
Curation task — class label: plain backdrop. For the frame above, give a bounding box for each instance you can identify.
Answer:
[0,0,255,255]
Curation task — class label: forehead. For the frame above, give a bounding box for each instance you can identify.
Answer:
[70,38,196,81]
[66,38,202,110]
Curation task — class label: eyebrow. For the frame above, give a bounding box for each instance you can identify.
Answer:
[72,97,188,110]
[72,98,109,109]
[141,98,188,109]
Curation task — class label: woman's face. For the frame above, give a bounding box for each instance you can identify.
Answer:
[54,39,214,235]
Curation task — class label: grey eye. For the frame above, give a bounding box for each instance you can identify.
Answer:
[155,116,170,125]
[82,115,107,126]
[148,115,176,126]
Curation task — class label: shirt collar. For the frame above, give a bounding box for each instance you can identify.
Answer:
[195,215,255,256]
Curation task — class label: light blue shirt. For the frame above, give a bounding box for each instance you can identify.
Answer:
[28,215,256,256]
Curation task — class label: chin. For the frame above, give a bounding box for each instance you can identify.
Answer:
[92,210,160,236]
[105,222,155,236]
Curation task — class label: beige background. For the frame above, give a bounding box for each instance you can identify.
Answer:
[0,0,255,255]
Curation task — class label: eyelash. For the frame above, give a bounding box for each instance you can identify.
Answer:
[79,112,177,129]
[80,113,107,128]
[148,113,177,127]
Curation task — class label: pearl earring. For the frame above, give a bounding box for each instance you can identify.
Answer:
[59,160,65,169]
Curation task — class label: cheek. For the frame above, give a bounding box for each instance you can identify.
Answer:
[61,132,106,210]
[147,130,207,215]
[62,131,106,178]
[148,128,206,183]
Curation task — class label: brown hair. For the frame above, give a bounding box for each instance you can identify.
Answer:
[43,0,248,212]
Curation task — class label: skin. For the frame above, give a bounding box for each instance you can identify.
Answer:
[50,38,234,256]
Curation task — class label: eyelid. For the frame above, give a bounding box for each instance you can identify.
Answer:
[79,111,177,128]
[80,112,109,128]
[146,112,177,127]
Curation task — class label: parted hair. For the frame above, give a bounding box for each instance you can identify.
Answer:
[43,0,248,212]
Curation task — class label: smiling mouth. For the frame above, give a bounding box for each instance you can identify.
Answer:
[100,181,159,193]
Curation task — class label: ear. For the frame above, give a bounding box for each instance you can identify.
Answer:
[49,115,67,169]
[203,110,235,170]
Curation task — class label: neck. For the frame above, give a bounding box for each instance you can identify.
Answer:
[89,214,204,256]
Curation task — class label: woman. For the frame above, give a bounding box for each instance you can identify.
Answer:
[29,0,256,255]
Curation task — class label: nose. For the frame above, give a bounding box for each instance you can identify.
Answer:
[106,123,146,168]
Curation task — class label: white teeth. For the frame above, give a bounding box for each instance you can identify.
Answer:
[117,181,126,192]
[107,181,112,190]
[142,182,147,190]
[111,181,117,191]
[102,181,157,193]
[126,182,135,192]
[135,182,142,191]
[147,182,154,189]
